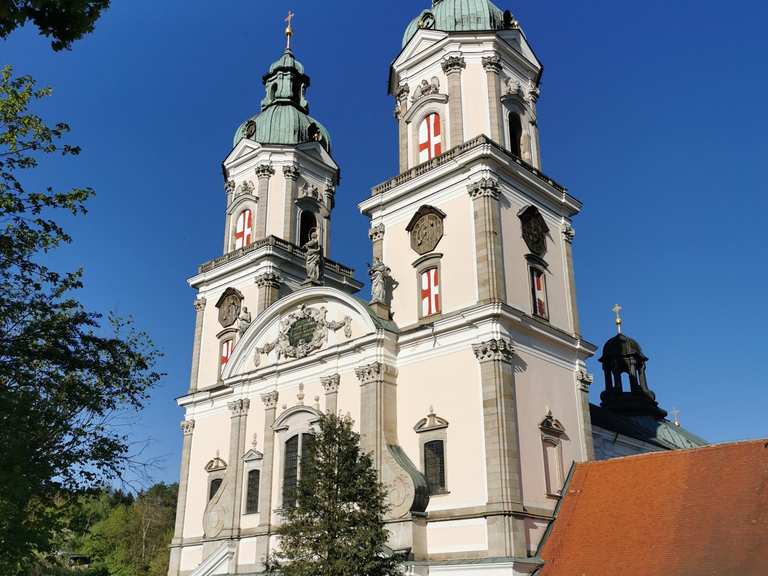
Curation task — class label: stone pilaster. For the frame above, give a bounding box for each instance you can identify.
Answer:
[254,164,274,239]
[255,272,281,313]
[321,374,340,414]
[369,223,385,261]
[576,369,595,461]
[188,298,206,393]
[472,338,526,558]
[396,84,410,173]
[223,398,250,540]
[482,56,504,144]
[222,180,235,253]
[442,55,466,147]
[468,179,506,304]
[171,420,195,553]
[562,225,580,335]
[258,391,279,529]
[282,164,299,242]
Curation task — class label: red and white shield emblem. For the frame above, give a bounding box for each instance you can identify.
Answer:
[420,268,441,317]
[234,209,253,249]
[419,113,442,163]
[221,339,234,366]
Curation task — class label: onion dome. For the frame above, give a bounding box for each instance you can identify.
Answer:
[233,47,331,153]
[402,0,516,47]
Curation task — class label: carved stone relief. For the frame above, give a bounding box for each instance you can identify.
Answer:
[216,288,244,328]
[411,77,440,103]
[519,205,549,257]
[406,205,445,255]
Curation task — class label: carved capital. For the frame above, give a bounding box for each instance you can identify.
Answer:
[255,272,281,289]
[576,369,593,392]
[224,180,236,194]
[255,164,275,179]
[441,55,466,74]
[368,223,386,242]
[468,177,501,200]
[282,164,299,181]
[180,419,195,435]
[562,225,575,244]
[228,398,250,417]
[482,55,502,73]
[355,361,397,385]
[193,297,207,312]
[396,83,410,102]
[472,338,514,363]
[261,390,279,410]
[321,374,341,394]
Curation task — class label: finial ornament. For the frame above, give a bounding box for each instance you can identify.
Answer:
[284,10,295,50]
[612,303,623,334]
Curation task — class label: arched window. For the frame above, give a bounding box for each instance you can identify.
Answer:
[208,478,223,502]
[282,433,314,508]
[530,267,548,320]
[245,469,260,514]
[220,338,234,367]
[299,210,317,247]
[418,112,442,163]
[509,112,522,158]
[420,267,441,318]
[234,209,253,250]
[424,440,446,495]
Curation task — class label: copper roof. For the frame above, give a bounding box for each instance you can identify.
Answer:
[539,440,768,576]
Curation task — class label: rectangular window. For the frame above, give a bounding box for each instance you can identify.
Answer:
[209,478,223,502]
[420,267,441,317]
[543,440,563,496]
[282,435,299,508]
[530,267,548,319]
[245,469,260,514]
[424,440,446,495]
[220,339,234,366]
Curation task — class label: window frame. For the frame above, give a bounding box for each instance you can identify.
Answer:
[273,404,322,511]
[414,408,450,496]
[540,411,567,498]
[528,263,550,321]
[413,253,444,323]
[233,207,254,250]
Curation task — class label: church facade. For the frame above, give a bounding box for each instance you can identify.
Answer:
[167,2,702,575]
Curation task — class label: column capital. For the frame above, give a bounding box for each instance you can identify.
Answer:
[321,374,341,394]
[228,398,250,417]
[482,55,502,73]
[255,163,275,179]
[368,223,386,242]
[442,54,466,75]
[472,338,514,363]
[355,361,397,385]
[193,297,207,312]
[225,180,236,194]
[180,419,196,435]
[261,390,279,410]
[468,177,501,201]
[396,83,410,102]
[255,271,281,289]
[576,369,593,392]
[562,224,576,244]
[282,164,300,180]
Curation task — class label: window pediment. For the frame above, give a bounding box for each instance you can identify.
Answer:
[205,454,227,472]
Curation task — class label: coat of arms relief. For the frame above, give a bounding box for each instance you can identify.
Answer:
[253,304,352,367]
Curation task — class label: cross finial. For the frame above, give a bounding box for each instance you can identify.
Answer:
[284,11,295,50]
[612,303,623,334]
[671,408,681,427]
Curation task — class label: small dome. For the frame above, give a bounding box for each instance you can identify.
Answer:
[269,49,305,74]
[599,333,647,363]
[234,106,331,152]
[402,0,508,47]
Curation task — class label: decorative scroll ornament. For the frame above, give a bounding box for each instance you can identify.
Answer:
[411,77,440,103]
[236,180,255,196]
[254,304,352,366]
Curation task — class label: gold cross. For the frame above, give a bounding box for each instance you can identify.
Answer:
[612,303,622,333]
[284,10,295,50]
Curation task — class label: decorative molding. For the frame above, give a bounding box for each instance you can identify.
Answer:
[236,180,255,197]
[411,77,440,103]
[414,407,449,433]
[441,55,466,74]
[539,409,566,437]
[368,223,385,242]
[228,398,250,417]
[282,164,299,180]
[193,297,207,312]
[468,177,501,200]
[255,271,281,289]
[225,180,236,194]
[482,55,502,73]
[261,390,279,410]
[255,164,275,179]
[576,369,593,392]
[354,361,397,385]
[562,224,575,244]
[204,454,227,473]
[298,182,322,201]
[396,83,410,102]
[180,419,196,435]
[472,338,514,363]
[215,287,244,328]
[321,374,341,394]
[242,448,263,462]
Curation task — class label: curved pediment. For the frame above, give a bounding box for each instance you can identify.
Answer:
[221,287,380,380]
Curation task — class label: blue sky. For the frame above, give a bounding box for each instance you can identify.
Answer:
[4,1,767,486]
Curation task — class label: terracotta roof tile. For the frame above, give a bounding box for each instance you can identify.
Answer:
[539,440,768,576]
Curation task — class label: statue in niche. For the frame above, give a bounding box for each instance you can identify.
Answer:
[304,229,323,283]
[369,257,397,306]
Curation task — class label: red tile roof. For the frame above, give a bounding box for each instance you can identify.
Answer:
[539,440,768,576]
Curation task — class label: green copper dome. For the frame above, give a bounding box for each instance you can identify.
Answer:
[402,0,510,47]
[233,48,331,153]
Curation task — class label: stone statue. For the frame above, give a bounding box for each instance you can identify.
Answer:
[304,229,322,283]
[369,257,391,305]
[238,306,252,335]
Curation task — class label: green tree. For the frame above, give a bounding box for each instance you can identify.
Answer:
[0,0,110,50]
[0,65,161,575]
[270,413,402,576]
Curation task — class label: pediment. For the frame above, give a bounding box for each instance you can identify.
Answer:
[242,448,263,462]
[396,29,447,66]
[225,139,262,165]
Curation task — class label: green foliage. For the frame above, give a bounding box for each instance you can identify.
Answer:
[270,413,402,576]
[0,0,110,51]
[0,65,162,574]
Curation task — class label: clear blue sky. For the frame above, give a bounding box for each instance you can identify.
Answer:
[4,1,767,486]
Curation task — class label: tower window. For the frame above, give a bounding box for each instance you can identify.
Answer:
[208,478,223,502]
[542,439,563,496]
[245,469,260,514]
[234,209,253,250]
[299,210,317,247]
[530,267,548,320]
[424,440,446,495]
[220,338,234,367]
[418,112,442,163]
[509,112,522,158]
[420,267,441,318]
[282,432,314,508]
